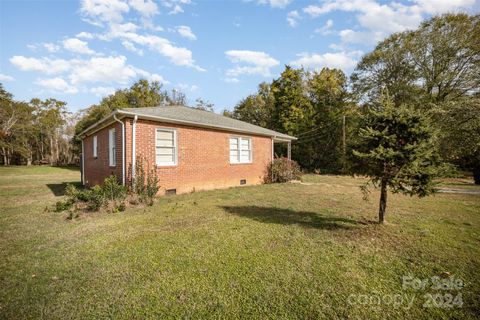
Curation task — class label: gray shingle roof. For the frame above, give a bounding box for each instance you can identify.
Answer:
[118,106,296,140]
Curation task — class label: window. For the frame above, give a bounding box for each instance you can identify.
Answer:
[229,137,252,164]
[109,128,116,166]
[93,135,97,158]
[156,128,177,166]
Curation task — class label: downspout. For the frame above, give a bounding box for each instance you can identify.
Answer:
[131,115,138,185]
[81,139,85,185]
[113,114,126,186]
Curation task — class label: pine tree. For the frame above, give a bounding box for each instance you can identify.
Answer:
[353,95,440,223]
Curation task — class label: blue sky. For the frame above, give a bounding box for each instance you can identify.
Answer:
[1,0,479,113]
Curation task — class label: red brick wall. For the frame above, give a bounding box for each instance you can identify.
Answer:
[83,122,123,186]
[83,117,273,194]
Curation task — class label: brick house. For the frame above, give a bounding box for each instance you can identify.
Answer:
[78,106,296,195]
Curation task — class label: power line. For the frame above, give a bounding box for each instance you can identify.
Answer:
[295,121,340,141]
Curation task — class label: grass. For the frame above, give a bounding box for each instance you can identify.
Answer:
[1,167,479,319]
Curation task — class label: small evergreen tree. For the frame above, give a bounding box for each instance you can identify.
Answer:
[353,95,440,223]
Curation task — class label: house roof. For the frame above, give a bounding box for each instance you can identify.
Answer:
[80,105,296,141]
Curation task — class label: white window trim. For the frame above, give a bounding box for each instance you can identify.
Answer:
[229,136,253,164]
[93,135,98,158]
[155,127,178,166]
[109,128,116,167]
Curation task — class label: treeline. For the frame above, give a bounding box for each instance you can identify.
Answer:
[228,13,480,179]
[225,67,353,173]
[0,85,77,166]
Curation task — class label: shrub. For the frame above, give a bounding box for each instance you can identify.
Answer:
[85,185,104,211]
[58,159,160,216]
[103,175,127,202]
[265,158,302,183]
[55,199,74,212]
[133,156,160,205]
[54,183,79,212]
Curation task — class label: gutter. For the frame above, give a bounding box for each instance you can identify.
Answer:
[113,114,126,186]
[81,139,85,185]
[131,115,138,184]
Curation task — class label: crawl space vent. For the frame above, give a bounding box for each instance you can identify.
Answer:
[240,179,246,185]
[165,189,177,196]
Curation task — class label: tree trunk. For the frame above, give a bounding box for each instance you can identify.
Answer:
[2,148,7,166]
[55,130,59,165]
[378,179,387,224]
[49,137,54,165]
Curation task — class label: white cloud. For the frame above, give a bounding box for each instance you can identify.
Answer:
[177,83,199,92]
[162,0,191,15]
[225,50,279,78]
[63,38,96,55]
[80,0,130,25]
[176,26,196,40]
[287,10,300,27]
[11,54,167,89]
[43,42,61,53]
[36,77,78,94]
[10,56,71,74]
[148,73,168,83]
[115,32,204,70]
[169,4,183,14]
[338,29,384,45]
[79,0,202,71]
[315,19,334,35]
[93,20,203,70]
[415,0,475,14]
[76,31,95,39]
[103,22,140,39]
[303,0,477,43]
[225,77,240,83]
[304,0,423,35]
[68,55,137,84]
[257,0,292,8]
[122,40,144,55]
[0,74,14,81]
[290,51,363,71]
[90,86,116,97]
[128,0,158,17]
[26,42,60,53]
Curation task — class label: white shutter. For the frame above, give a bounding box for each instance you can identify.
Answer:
[109,129,116,166]
[93,136,97,158]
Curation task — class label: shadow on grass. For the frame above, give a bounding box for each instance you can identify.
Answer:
[55,166,81,172]
[46,181,82,196]
[221,205,358,230]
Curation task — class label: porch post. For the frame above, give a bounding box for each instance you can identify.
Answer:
[287,141,291,160]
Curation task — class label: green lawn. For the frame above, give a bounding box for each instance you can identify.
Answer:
[1,167,479,319]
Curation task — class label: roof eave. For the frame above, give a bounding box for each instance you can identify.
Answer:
[77,110,122,138]
[77,108,296,141]
[117,110,297,140]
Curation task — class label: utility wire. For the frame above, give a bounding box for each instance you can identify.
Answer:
[294,121,340,141]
